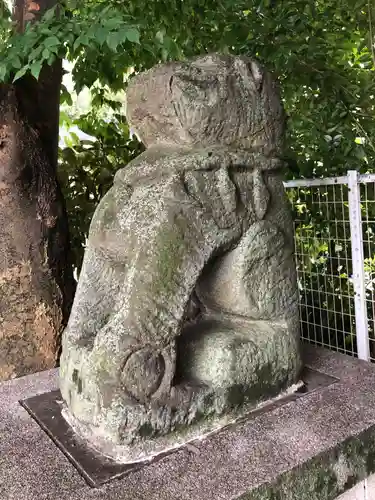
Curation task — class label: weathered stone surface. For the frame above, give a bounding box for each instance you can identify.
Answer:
[59,53,301,461]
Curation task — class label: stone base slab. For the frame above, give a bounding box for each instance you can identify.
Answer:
[19,367,335,487]
[3,345,375,499]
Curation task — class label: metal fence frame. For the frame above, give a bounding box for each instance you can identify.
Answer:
[284,170,375,362]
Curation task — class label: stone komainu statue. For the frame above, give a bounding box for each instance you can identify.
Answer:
[60,54,302,462]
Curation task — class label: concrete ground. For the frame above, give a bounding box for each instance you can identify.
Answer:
[2,346,375,500]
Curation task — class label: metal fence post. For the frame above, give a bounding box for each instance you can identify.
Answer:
[348,170,370,361]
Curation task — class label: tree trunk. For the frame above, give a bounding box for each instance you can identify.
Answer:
[0,0,75,381]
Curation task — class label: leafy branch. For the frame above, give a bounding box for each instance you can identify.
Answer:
[0,3,141,83]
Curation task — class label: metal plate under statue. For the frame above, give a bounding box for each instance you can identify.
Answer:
[59,53,302,463]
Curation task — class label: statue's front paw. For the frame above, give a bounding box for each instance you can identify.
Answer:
[121,348,166,403]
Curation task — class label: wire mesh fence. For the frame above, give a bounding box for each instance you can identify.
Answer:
[285,180,357,357]
[284,172,375,362]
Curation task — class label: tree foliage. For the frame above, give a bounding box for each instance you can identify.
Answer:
[58,95,143,271]
[0,0,374,281]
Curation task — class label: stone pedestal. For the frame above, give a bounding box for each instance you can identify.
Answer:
[3,346,375,499]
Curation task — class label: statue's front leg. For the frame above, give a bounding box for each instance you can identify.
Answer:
[89,173,242,408]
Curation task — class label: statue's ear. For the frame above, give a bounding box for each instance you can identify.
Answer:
[233,57,264,93]
[249,61,264,91]
[169,73,192,131]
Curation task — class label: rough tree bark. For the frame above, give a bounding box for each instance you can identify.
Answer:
[0,0,75,381]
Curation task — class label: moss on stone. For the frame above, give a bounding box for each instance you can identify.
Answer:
[138,422,154,438]
[77,377,83,394]
[152,223,186,295]
[239,427,375,500]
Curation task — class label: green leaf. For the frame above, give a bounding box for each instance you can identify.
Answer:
[28,46,43,61]
[44,35,60,48]
[0,65,7,82]
[13,66,28,82]
[43,6,56,22]
[124,27,140,44]
[106,32,120,51]
[61,85,73,106]
[59,110,72,127]
[47,53,56,66]
[102,17,123,30]
[161,48,169,61]
[30,61,42,80]
[73,34,89,51]
[10,56,22,70]
[155,30,164,44]
[67,0,78,11]
[95,26,109,46]
[70,132,80,145]
[355,145,367,160]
